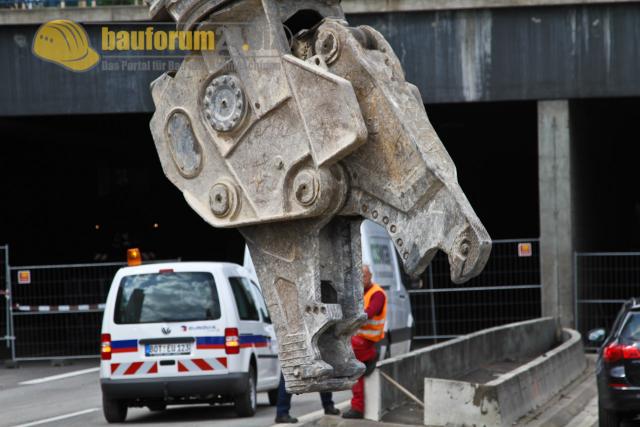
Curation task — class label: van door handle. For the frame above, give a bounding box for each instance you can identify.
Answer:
[398,294,406,299]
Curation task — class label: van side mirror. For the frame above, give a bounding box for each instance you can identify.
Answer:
[588,328,606,344]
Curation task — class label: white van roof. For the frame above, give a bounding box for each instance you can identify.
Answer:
[115,262,250,277]
[361,219,390,238]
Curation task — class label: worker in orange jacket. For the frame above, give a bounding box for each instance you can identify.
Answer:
[343,265,387,419]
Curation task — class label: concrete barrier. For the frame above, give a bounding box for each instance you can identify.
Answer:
[424,328,585,427]
[364,317,585,424]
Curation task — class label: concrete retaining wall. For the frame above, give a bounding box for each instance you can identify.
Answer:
[424,328,585,426]
[363,318,568,421]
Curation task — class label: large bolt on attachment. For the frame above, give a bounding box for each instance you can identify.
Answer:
[460,240,471,256]
[315,30,340,64]
[294,170,319,206]
[209,182,236,218]
[203,74,247,133]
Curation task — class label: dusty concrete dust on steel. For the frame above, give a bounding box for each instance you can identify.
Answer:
[147,0,492,393]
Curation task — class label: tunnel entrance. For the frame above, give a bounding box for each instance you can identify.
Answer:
[0,101,540,266]
[428,101,540,240]
[572,97,640,252]
[0,113,244,266]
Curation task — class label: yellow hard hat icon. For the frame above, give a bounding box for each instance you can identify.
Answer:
[33,19,100,72]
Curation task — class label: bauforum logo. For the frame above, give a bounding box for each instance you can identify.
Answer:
[101,26,215,52]
[33,19,217,73]
[33,20,100,72]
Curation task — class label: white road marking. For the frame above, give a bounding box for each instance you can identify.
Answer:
[271,400,350,427]
[12,408,99,427]
[19,367,100,385]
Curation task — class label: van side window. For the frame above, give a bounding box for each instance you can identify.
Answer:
[369,237,395,290]
[229,277,260,321]
[250,281,272,324]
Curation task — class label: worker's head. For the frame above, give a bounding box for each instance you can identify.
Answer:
[363,264,372,289]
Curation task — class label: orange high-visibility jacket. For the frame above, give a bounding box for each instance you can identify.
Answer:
[356,284,387,343]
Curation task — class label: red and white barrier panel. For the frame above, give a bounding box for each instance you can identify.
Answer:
[178,358,228,372]
[111,361,158,376]
[13,304,106,313]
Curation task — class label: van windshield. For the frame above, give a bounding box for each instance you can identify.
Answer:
[114,272,221,324]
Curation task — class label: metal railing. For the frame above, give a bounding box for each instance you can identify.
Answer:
[3,243,638,359]
[410,239,542,343]
[9,261,125,360]
[574,252,640,347]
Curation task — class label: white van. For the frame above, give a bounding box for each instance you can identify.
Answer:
[360,220,415,358]
[244,220,415,361]
[99,262,280,423]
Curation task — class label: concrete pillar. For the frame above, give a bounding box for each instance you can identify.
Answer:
[538,100,575,329]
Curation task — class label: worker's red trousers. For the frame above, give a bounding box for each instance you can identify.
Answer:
[350,336,377,413]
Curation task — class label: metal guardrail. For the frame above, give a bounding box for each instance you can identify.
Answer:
[410,239,542,343]
[574,252,640,348]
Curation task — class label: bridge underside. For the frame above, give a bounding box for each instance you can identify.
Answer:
[0,2,639,115]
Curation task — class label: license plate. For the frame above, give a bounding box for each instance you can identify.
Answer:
[145,343,191,356]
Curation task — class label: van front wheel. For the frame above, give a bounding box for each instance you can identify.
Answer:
[235,366,257,417]
[103,395,127,423]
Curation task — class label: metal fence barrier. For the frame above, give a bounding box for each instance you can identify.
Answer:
[9,262,125,361]
[409,239,541,344]
[575,252,640,348]
[2,244,637,358]
[4,241,540,359]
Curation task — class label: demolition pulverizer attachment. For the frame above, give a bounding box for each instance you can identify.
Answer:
[147,0,492,393]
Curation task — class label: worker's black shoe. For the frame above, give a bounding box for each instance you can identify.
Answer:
[274,414,299,423]
[324,405,341,416]
[342,409,364,419]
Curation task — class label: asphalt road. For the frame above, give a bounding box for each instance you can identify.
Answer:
[0,361,351,427]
